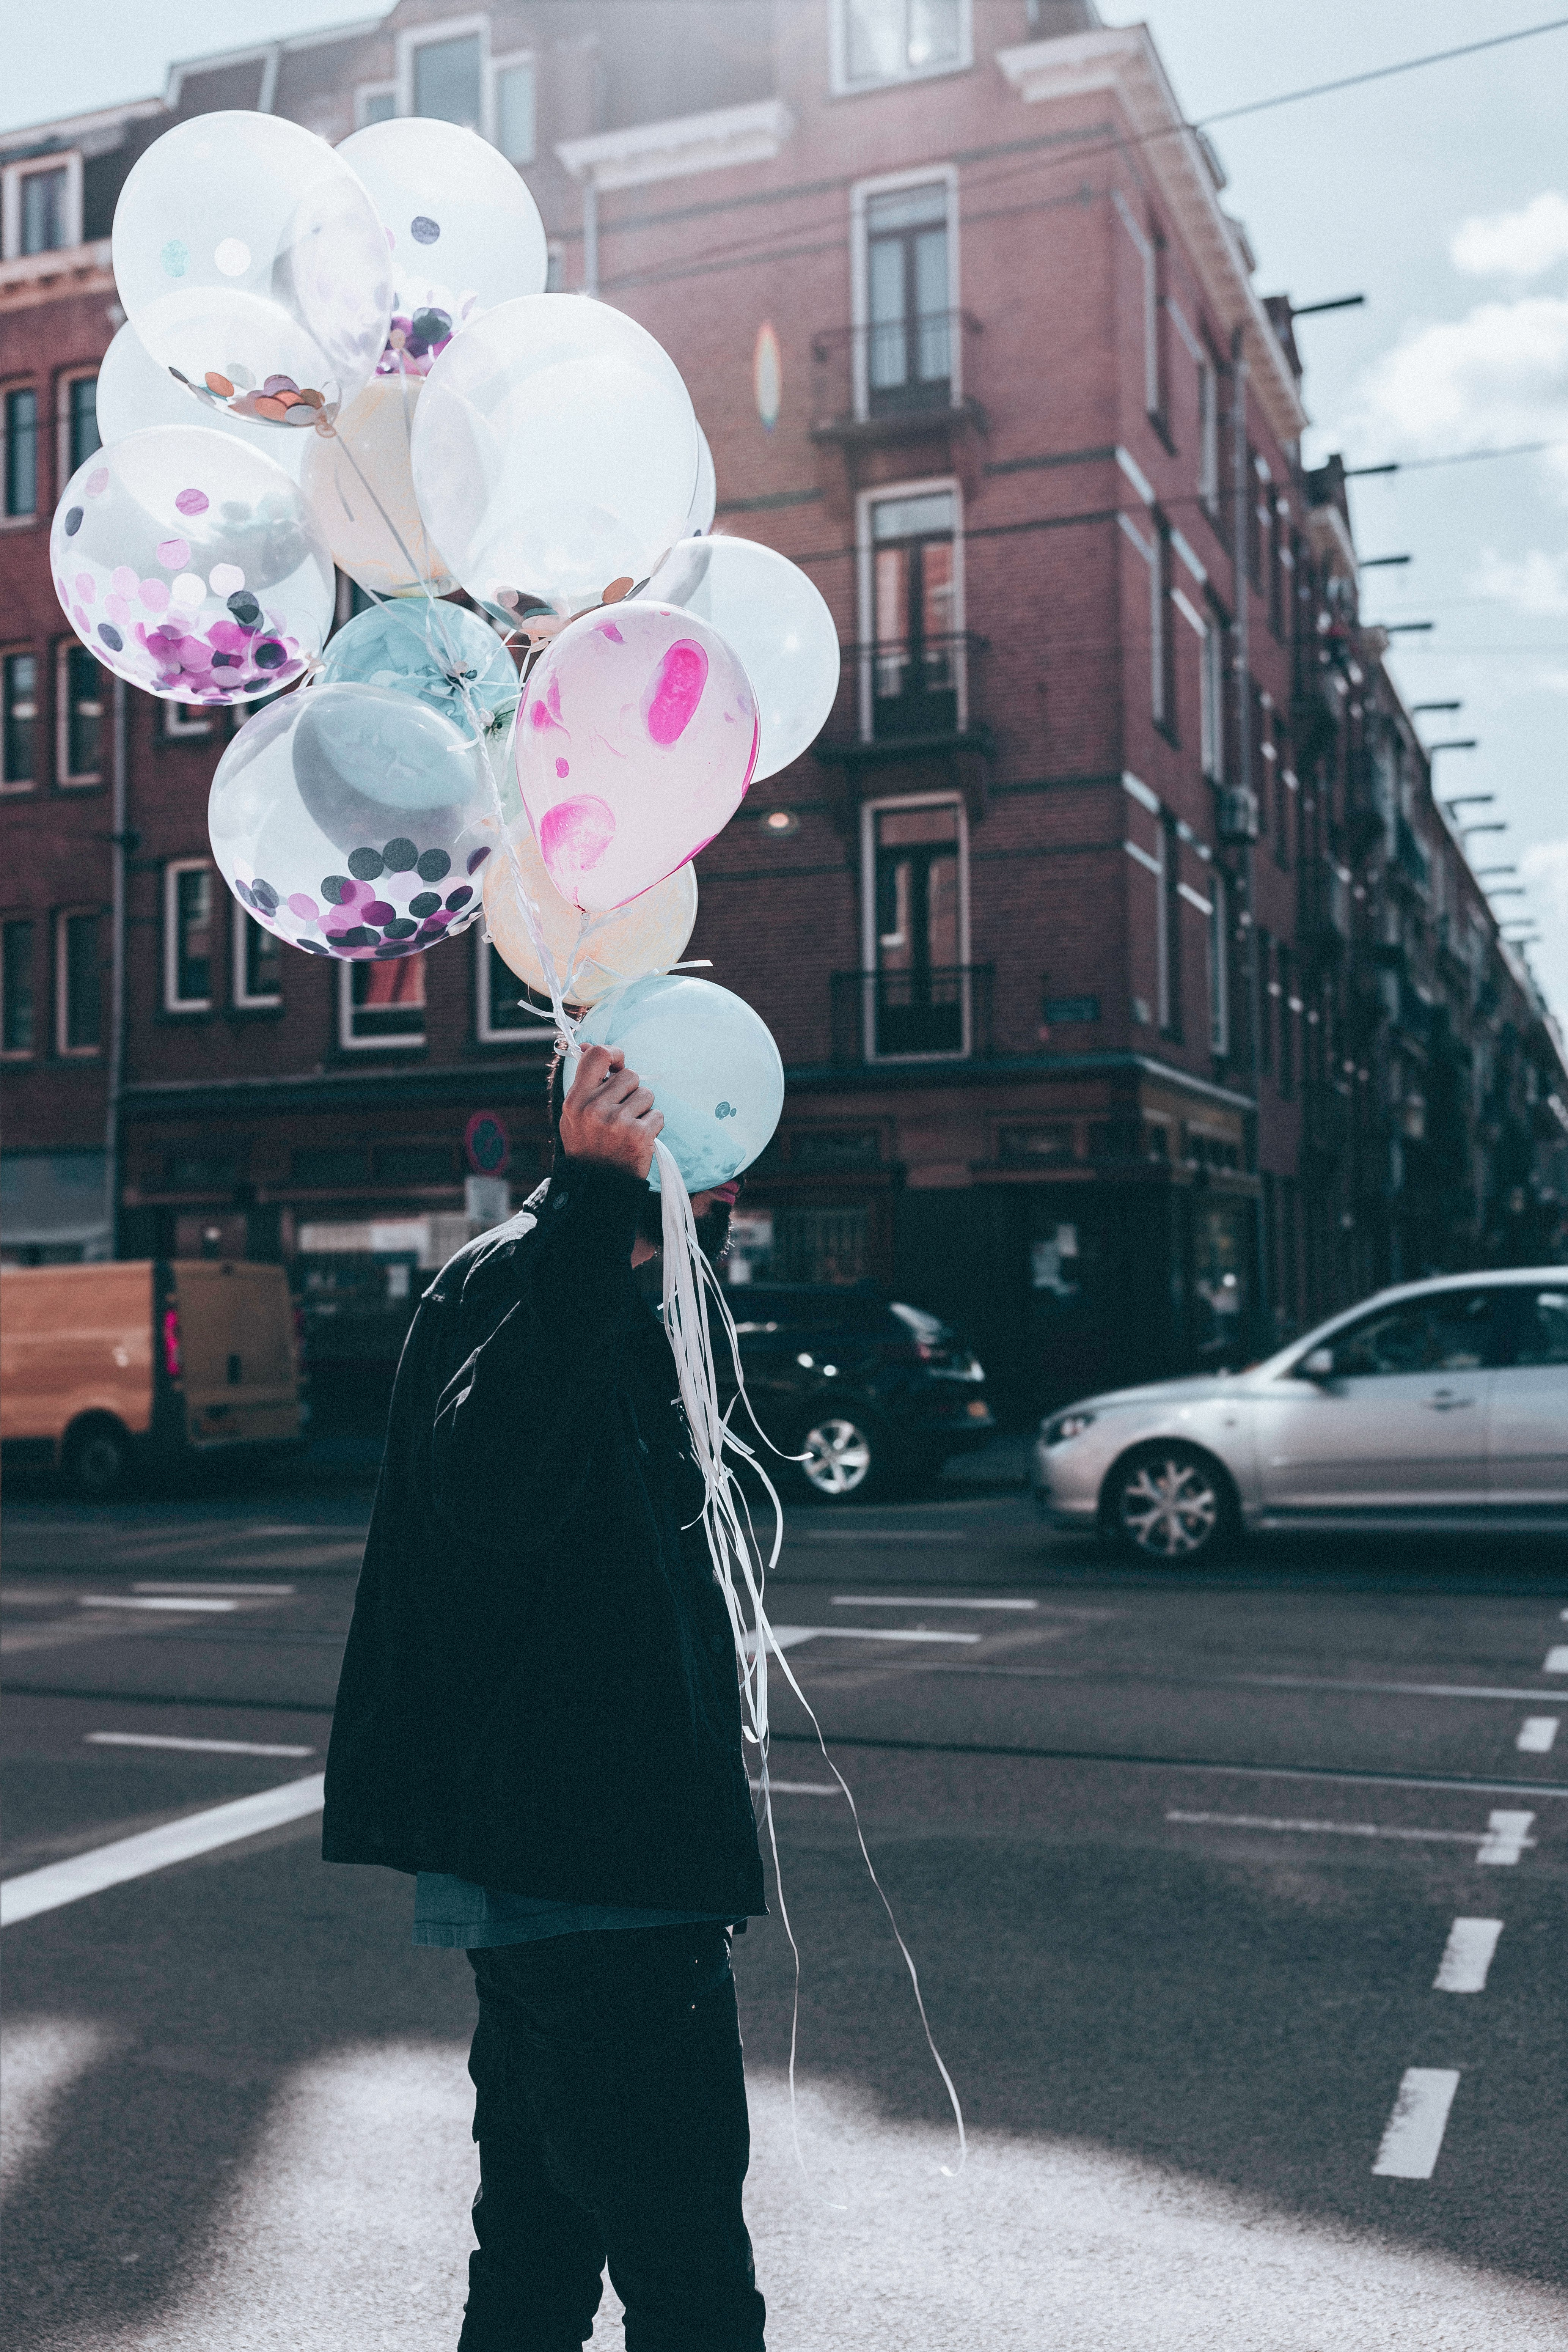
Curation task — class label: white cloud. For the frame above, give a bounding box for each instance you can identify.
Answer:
[1452,190,1568,280]
[1472,547,1568,615]
[1340,294,1568,480]
[1521,835,1568,920]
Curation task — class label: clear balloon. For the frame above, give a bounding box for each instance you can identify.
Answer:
[483,820,698,1008]
[209,682,496,961]
[515,601,758,914]
[689,426,716,535]
[111,112,390,429]
[336,117,548,378]
[50,425,334,704]
[301,376,454,597]
[567,975,784,1193]
[645,535,840,782]
[95,322,305,479]
[410,294,698,626]
[317,600,517,747]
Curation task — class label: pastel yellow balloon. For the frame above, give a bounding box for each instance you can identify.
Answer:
[300,376,455,599]
[483,822,697,1007]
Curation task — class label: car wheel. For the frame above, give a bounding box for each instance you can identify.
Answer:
[64,1417,132,1501]
[1106,1442,1234,1564]
[791,1410,888,1505]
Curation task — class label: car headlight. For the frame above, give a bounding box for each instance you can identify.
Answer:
[1042,1409,1097,1446]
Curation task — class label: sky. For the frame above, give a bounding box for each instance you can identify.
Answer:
[7,2,1568,1022]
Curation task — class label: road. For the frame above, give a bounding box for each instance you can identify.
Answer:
[3,1451,1567,2351]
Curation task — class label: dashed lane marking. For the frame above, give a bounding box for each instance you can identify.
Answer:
[797,1529,968,1544]
[1544,1646,1568,1673]
[1476,1809,1536,1863]
[1372,2069,1460,2179]
[86,1732,314,1758]
[830,1595,1038,1610]
[1516,1716,1560,1753]
[133,1582,296,1597]
[749,1779,841,1797]
[745,1625,982,1656]
[78,1596,237,1614]
[0,1774,324,1928]
[1433,1918,1502,1993]
[1166,1808,1537,1860]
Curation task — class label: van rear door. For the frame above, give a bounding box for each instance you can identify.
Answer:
[172,1262,302,1450]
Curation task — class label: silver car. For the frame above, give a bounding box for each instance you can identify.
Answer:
[1033,1267,1568,1562]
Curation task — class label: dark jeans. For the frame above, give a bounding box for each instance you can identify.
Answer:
[459,1923,767,2352]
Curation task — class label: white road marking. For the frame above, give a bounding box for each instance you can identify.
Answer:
[1476,1808,1536,1864]
[1433,1918,1502,1993]
[746,1625,982,1656]
[1544,1646,1568,1673]
[831,1595,1038,1610]
[749,1779,841,1797]
[799,1529,966,1544]
[78,1595,238,1613]
[1517,1716,1560,1753]
[1167,1810,1496,1847]
[1372,2069,1460,2179]
[132,1581,295,1596]
[0,1773,324,1928]
[86,1732,315,1759]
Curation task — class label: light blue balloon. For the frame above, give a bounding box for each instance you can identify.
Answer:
[317,599,518,741]
[567,974,784,1193]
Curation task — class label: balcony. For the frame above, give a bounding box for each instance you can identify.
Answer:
[810,311,986,446]
[1390,813,1431,901]
[1302,1078,1352,1165]
[815,634,993,772]
[1298,859,1351,965]
[830,965,994,1065]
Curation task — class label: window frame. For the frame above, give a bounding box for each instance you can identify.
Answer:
[849,163,962,420]
[163,858,215,1014]
[160,694,214,743]
[395,13,491,136]
[475,927,550,1047]
[55,366,100,486]
[1,152,83,261]
[54,638,105,788]
[1208,868,1229,1059]
[857,787,972,1064]
[2,380,40,524]
[55,904,102,1058]
[830,0,973,97]
[491,50,537,165]
[338,953,429,1052]
[233,906,284,1012]
[354,82,396,127]
[855,471,965,742]
[2,643,39,792]
[1,913,36,1059]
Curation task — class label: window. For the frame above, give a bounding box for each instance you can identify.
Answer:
[863,486,960,740]
[834,0,969,91]
[477,932,543,1043]
[1508,1289,1568,1367]
[356,84,396,126]
[1151,519,1175,735]
[1197,356,1221,513]
[62,371,99,477]
[1325,1291,1501,1379]
[4,387,38,519]
[164,862,214,1011]
[545,243,565,294]
[861,795,969,1058]
[1208,869,1229,1058]
[1257,927,1273,1072]
[161,696,212,742]
[57,909,101,1054]
[494,55,536,164]
[862,179,952,415]
[1276,943,1295,1096]
[1,154,82,263]
[413,30,482,128]
[1160,812,1182,1040]
[234,911,282,1009]
[2,917,34,1055]
[1200,605,1225,781]
[3,650,37,787]
[56,642,103,783]
[341,953,426,1048]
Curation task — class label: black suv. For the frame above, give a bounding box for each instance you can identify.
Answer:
[714,1284,993,1503]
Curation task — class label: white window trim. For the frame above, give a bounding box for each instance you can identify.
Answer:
[338,957,427,1052]
[1,641,38,794]
[1,377,39,527]
[858,788,973,1064]
[161,695,212,742]
[855,472,965,742]
[354,80,396,127]
[830,0,974,97]
[1,152,83,263]
[0,914,33,1059]
[395,13,493,137]
[163,858,214,1013]
[490,50,537,166]
[233,907,282,1011]
[55,904,101,1057]
[849,162,962,420]
[475,928,550,1046]
[1110,187,1159,419]
[1208,868,1230,1058]
[55,639,105,787]
[55,365,98,487]
[1197,355,1221,512]
[1199,615,1224,783]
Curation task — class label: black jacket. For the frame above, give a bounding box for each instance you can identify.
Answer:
[322,1158,767,1919]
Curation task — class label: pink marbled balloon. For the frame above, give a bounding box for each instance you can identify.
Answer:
[515,601,757,912]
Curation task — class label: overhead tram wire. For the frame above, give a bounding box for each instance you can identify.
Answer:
[591,15,1568,298]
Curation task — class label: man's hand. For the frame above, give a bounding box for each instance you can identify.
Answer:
[558,1045,663,1181]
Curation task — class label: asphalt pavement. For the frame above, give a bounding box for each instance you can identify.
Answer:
[3,1444,1567,2350]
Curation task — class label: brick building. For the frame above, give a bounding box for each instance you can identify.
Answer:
[3,0,1564,1427]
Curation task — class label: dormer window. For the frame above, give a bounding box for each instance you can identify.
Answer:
[832,0,971,93]
[1,152,83,260]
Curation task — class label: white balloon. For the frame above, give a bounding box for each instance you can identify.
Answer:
[112,111,390,427]
[301,376,455,598]
[410,294,698,624]
[689,426,716,535]
[95,322,305,478]
[336,116,548,379]
[647,536,841,780]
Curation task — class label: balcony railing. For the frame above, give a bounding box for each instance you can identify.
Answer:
[830,964,994,1064]
[810,310,984,439]
[817,632,988,753]
[1299,859,1351,963]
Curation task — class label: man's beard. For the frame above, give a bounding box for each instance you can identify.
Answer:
[636,1195,733,1263]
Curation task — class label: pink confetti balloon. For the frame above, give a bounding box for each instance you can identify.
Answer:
[515,602,758,913]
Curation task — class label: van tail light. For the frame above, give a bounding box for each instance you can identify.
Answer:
[162,1305,182,1380]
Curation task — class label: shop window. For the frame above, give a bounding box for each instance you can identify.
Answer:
[770,1206,869,1285]
[341,953,426,1048]
[2,650,38,787]
[790,1130,881,1169]
[56,908,101,1054]
[833,0,970,92]
[56,642,103,784]
[999,1124,1075,1164]
[2,916,34,1055]
[163,862,213,1011]
[234,910,282,1008]
[4,387,38,519]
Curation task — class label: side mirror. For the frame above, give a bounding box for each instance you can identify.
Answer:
[1299,1346,1336,1383]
